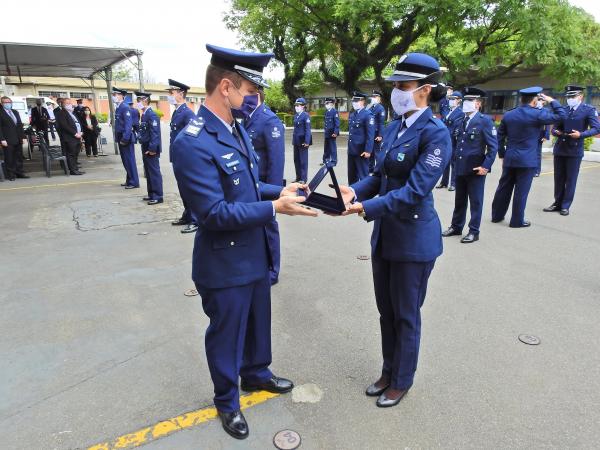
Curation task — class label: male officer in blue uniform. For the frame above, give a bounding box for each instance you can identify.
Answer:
[369,90,386,173]
[113,87,139,189]
[437,90,465,190]
[491,87,566,227]
[171,44,317,440]
[347,91,375,184]
[126,96,140,144]
[136,92,163,205]
[243,88,285,285]
[322,97,339,166]
[292,97,311,182]
[543,85,600,215]
[438,83,453,118]
[442,88,498,243]
[167,79,199,233]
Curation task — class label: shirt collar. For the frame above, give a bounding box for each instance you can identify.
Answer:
[403,107,428,129]
[204,105,234,133]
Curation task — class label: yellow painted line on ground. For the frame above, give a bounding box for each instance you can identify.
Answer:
[0,179,122,191]
[87,391,279,450]
[539,164,600,176]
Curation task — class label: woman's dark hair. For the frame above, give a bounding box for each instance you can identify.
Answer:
[521,94,536,104]
[416,71,447,102]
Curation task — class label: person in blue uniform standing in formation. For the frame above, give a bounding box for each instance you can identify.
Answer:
[171,44,317,440]
[534,96,550,178]
[243,87,286,285]
[543,85,600,216]
[369,90,386,173]
[347,91,375,184]
[136,91,163,205]
[491,87,566,227]
[438,83,453,118]
[292,97,311,182]
[322,97,339,166]
[127,96,140,144]
[112,87,139,189]
[167,79,199,233]
[339,53,451,407]
[437,90,465,191]
[442,87,498,243]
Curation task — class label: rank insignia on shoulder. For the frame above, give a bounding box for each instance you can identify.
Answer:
[492,127,497,136]
[271,127,281,138]
[153,120,158,126]
[222,153,234,160]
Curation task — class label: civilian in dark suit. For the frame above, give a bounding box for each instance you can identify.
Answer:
[31,99,50,144]
[81,107,100,157]
[0,96,29,180]
[56,99,85,175]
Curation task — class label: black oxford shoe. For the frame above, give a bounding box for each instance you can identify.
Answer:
[365,383,389,397]
[69,171,84,175]
[172,218,189,226]
[376,389,409,408]
[241,375,294,394]
[124,185,139,189]
[16,174,30,179]
[461,233,479,243]
[218,410,249,440]
[543,204,559,212]
[491,217,504,223]
[120,183,128,187]
[147,199,163,205]
[510,221,531,228]
[143,196,151,201]
[181,224,199,234]
[442,227,462,237]
[560,209,569,216]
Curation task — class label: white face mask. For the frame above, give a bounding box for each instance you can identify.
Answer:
[390,85,424,116]
[325,103,334,110]
[449,99,458,108]
[462,100,477,113]
[352,101,363,110]
[65,104,74,112]
[112,95,120,104]
[167,95,177,105]
[137,102,144,109]
[370,97,380,104]
[536,101,544,109]
[566,97,580,108]
[295,105,304,113]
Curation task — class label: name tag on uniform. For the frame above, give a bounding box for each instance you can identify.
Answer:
[226,160,240,167]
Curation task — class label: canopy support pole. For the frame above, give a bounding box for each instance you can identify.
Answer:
[105,67,119,155]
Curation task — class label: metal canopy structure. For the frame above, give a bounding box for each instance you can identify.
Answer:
[0,41,144,154]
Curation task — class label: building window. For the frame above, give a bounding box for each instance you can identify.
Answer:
[159,96,168,101]
[490,95,505,112]
[99,95,108,100]
[39,90,68,98]
[70,92,93,99]
[186,96,199,103]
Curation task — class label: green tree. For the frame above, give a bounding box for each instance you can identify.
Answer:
[263,80,291,113]
[112,62,134,82]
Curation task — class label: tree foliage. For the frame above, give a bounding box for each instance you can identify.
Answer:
[226,0,600,99]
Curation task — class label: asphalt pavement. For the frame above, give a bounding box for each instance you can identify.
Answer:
[1,124,599,449]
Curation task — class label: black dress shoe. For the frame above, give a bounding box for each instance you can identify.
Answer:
[365,383,389,397]
[16,174,30,179]
[120,183,128,187]
[543,204,559,212]
[124,185,139,189]
[70,171,84,175]
[510,220,531,228]
[8,177,15,181]
[241,375,294,394]
[143,196,151,201]
[181,223,199,234]
[442,227,462,237]
[460,233,479,243]
[448,186,455,191]
[218,410,249,440]
[436,184,447,189]
[172,218,189,226]
[560,209,569,216]
[376,389,409,407]
[491,217,504,223]
[147,199,163,205]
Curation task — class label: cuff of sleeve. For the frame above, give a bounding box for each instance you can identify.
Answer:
[272,202,276,217]
[362,197,385,221]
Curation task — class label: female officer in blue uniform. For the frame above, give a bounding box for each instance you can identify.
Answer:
[543,85,600,215]
[135,91,163,205]
[340,53,451,407]
[292,97,311,182]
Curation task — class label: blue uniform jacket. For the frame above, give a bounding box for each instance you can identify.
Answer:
[348,108,375,156]
[171,105,283,289]
[169,104,196,162]
[139,108,161,153]
[292,110,312,146]
[439,97,450,118]
[244,103,285,185]
[130,107,140,144]
[498,100,566,168]
[552,103,600,157]
[443,107,465,148]
[352,108,452,262]
[324,108,340,136]
[370,103,386,138]
[115,102,133,144]
[454,112,498,175]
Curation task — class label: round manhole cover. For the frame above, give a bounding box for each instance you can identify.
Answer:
[357,255,370,261]
[184,289,198,297]
[273,430,301,449]
[518,334,540,345]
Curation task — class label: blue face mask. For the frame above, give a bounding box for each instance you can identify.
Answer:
[230,92,259,120]
[3,103,12,110]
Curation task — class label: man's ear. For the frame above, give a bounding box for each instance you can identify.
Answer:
[218,78,230,98]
